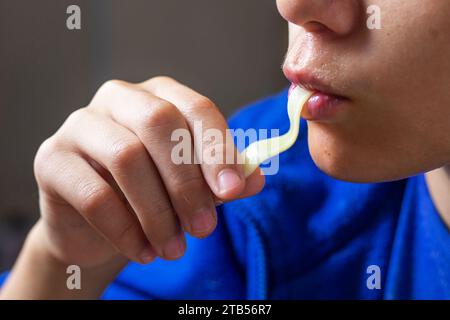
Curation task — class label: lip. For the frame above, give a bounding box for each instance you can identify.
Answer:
[285,68,349,122]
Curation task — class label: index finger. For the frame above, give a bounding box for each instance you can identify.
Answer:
[139,77,265,201]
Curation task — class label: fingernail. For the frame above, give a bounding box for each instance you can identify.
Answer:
[139,247,156,264]
[191,208,216,235]
[163,235,185,260]
[217,169,243,195]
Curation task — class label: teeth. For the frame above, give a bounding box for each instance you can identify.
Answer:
[241,86,313,177]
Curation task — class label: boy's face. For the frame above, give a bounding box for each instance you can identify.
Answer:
[278,0,450,182]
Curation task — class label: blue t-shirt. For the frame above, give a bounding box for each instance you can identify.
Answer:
[1,89,449,299]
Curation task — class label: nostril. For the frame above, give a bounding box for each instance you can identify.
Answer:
[303,21,332,33]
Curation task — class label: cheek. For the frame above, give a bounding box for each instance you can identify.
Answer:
[307,112,450,183]
[306,120,419,183]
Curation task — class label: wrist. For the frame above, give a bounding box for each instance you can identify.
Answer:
[1,221,127,299]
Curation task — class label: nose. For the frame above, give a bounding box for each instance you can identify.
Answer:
[276,0,361,36]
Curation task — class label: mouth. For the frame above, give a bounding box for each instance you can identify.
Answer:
[284,68,350,122]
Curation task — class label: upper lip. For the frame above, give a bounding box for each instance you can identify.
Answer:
[283,67,346,99]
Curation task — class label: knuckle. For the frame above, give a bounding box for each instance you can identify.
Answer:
[34,137,59,185]
[139,99,179,130]
[65,108,89,127]
[90,79,130,107]
[35,137,57,165]
[109,138,145,171]
[170,169,205,195]
[185,96,216,113]
[111,219,138,247]
[78,182,114,216]
[142,205,177,241]
[201,138,227,162]
[98,79,128,95]
[146,75,175,86]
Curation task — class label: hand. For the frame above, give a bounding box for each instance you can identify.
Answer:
[33,76,265,269]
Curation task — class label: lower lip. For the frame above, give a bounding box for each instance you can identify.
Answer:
[303,92,348,122]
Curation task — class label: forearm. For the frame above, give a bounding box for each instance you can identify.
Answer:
[0,223,126,300]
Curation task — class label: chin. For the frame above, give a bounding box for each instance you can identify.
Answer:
[306,123,403,183]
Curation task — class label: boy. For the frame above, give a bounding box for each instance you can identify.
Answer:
[1,0,449,299]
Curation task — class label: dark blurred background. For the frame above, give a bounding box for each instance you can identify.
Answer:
[0,0,288,271]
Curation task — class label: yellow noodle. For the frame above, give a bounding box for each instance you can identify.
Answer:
[241,86,313,177]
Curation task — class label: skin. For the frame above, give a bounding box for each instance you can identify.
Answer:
[277,0,450,227]
[1,0,450,299]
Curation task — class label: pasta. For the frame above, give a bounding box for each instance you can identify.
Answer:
[241,86,313,177]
